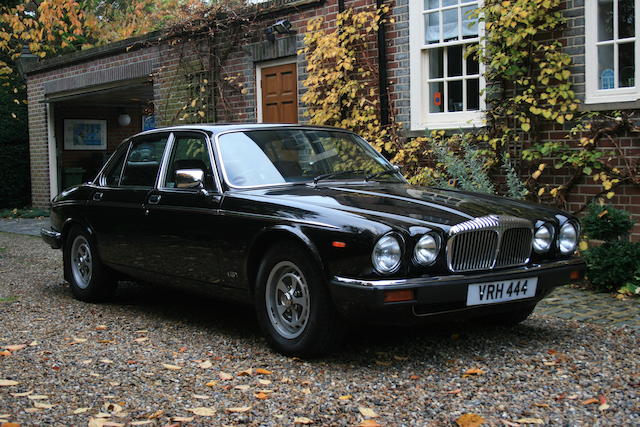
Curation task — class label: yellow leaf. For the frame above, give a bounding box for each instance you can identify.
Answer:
[255,368,272,375]
[338,394,352,400]
[187,407,216,416]
[606,191,615,199]
[205,380,218,387]
[531,170,542,180]
[162,364,182,371]
[294,417,314,424]
[538,188,545,196]
[579,241,588,251]
[462,368,485,377]
[456,413,485,427]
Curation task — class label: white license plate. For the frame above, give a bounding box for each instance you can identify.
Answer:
[466,277,538,306]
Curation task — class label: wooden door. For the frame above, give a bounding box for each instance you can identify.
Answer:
[261,63,298,123]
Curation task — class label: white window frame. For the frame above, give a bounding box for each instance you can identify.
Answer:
[255,56,298,123]
[409,0,485,131]
[585,0,640,104]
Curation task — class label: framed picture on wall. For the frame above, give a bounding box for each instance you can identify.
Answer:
[64,119,107,150]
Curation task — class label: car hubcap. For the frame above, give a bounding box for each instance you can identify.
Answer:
[71,235,92,289]
[265,261,310,339]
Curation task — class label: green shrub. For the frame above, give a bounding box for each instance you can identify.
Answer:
[581,203,635,242]
[583,241,640,292]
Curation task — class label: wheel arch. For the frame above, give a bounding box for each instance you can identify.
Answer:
[245,225,325,295]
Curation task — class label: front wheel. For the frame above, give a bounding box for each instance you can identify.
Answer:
[255,242,342,357]
[64,226,116,302]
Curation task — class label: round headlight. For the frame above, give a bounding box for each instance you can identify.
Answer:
[372,234,402,274]
[414,233,440,265]
[533,224,553,253]
[558,222,578,255]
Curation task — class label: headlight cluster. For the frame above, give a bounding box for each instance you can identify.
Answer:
[372,232,442,274]
[533,221,579,255]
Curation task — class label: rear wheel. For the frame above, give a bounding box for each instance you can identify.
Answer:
[255,242,341,357]
[64,226,116,302]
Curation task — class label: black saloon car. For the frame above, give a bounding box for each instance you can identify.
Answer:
[42,124,585,356]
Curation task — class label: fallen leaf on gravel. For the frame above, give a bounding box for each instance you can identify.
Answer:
[29,341,38,346]
[255,392,269,400]
[103,403,123,413]
[0,350,10,356]
[134,337,148,343]
[358,407,379,418]
[129,421,153,426]
[456,413,485,427]
[237,368,253,376]
[358,420,381,427]
[205,380,217,387]
[178,346,187,352]
[10,391,32,397]
[192,394,210,399]
[409,375,420,380]
[338,394,352,400]
[71,337,87,344]
[27,395,49,400]
[171,417,194,422]
[95,412,112,418]
[280,377,292,383]
[375,360,391,366]
[533,403,549,408]
[198,360,212,369]
[462,368,485,378]
[219,372,233,380]
[567,394,579,400]
[302,388,311,394]
[33,402,54,409]
[446,389,462,395]
[225,406,252,413]
[0,380,19,386]
[100,359,113,364]
[162,364,182,371]
[187,407,216,416]
[501,421,520,427]
[4,345,26,351]
[234,385,250,391]
[73,408,91,414]
[0,414,10,418]
[393,355,409,361]
[147,410,164,419]
[95,325,108,330]
[255,368,272,375]
[0,423,19,427]
[24,408,41,413]
[515,418,544,424]
[294,417,313,424]
[599,403,610,411]
[581,398,599,405]
[258,379,271,385]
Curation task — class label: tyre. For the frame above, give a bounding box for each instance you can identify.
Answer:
[481,304,536,326]
[255,242,342,357]
[64,225,116,302]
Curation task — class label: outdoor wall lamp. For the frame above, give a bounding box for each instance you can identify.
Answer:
[117,110,131,127]
[265,19,295,42]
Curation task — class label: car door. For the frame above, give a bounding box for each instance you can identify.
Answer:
[86,133,170,270]
[142,131,224,285]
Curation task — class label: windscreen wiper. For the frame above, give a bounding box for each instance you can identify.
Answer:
[312,169,366,184]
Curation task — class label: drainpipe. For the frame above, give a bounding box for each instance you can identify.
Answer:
[338,0,344,13]
[376,0,389,126]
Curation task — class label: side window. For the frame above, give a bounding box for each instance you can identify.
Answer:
[164,133,215,190]
[103,147,127,187]
[120,134,169,187]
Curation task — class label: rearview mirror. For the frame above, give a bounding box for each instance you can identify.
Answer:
[175,169,204,189]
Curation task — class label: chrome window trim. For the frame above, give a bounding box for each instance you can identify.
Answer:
[446,215,534,272]
[212,127,400,190]
[96,140,131,187]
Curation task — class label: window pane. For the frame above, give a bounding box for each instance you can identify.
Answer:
[105,150,126,187]
[466,50,479,75]
[598,44,615,89]
[448,80,463,112]
[443,8,458,41]
[598,0,614,41]
[447,45,463,77]
[120,136,168,187]
[425,12,440,43]
[467,78,480,110]
[443,0,457,6]
[424,0,439,10]
[619,0,635,38]
[619,42,635,87]
[429,48,444,79]
[166,135,214,189]
[462,5,478,38]
[429,81,445,113]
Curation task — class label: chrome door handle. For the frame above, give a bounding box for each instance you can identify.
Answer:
[148,194,161,204]
[92,192,103,201]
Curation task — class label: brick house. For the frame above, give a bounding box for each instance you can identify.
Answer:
[20,0,640,237]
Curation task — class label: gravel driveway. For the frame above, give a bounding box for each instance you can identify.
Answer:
[0,232,638,426]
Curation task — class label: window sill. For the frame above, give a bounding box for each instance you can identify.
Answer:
[410,111,486,132]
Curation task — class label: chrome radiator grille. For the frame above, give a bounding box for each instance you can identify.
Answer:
[447,215,533,273]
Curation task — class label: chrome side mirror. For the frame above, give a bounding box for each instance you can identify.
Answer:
[175,169,204,189]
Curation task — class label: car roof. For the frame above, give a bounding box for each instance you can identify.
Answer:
[133,123,352,138]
